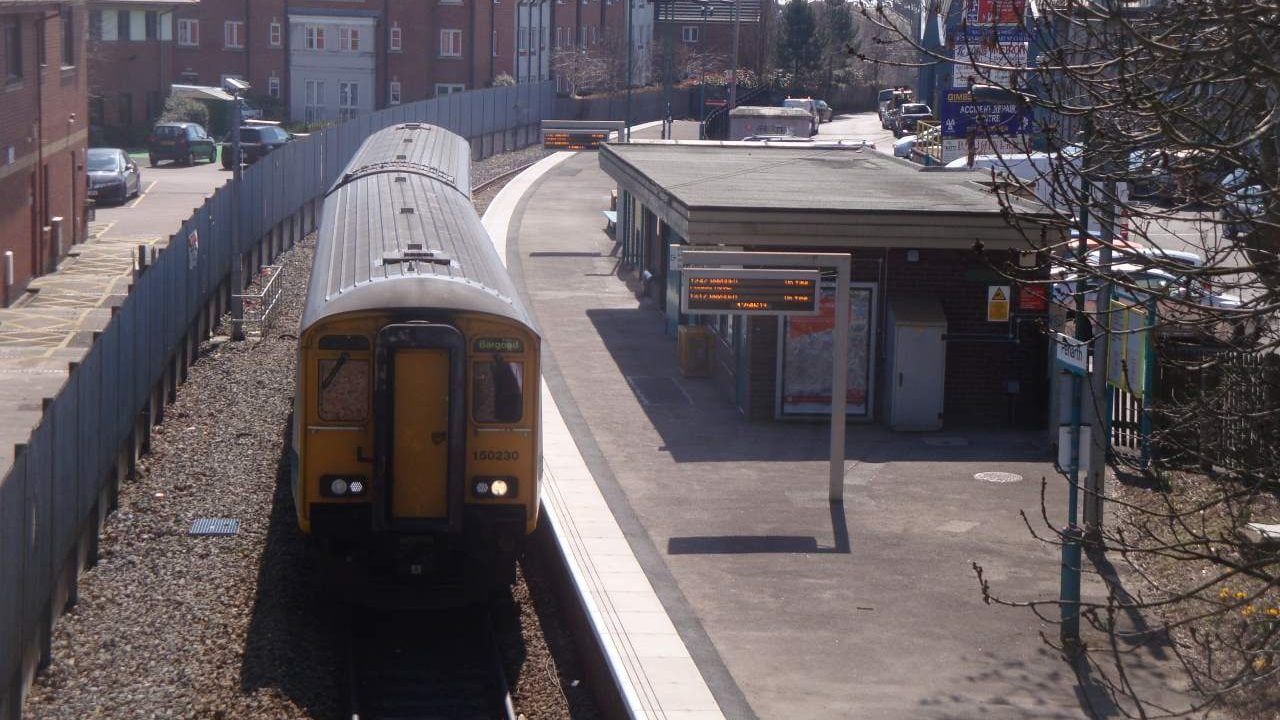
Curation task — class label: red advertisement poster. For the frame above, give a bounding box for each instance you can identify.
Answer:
[967,0,1026,25]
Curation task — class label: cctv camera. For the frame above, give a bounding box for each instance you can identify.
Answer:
[223,77,251,93]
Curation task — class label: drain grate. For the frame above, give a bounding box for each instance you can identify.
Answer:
[974,472,1024,483]
[189,518,241,536]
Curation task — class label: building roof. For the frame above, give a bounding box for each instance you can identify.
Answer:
[655,0,763,24]
[599,140,1054,249]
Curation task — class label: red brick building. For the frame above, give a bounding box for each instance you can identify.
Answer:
[0,0,88,304]
[653,0,768,80]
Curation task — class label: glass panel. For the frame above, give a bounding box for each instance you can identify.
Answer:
[318,357,369,422]
[473,359,523,423]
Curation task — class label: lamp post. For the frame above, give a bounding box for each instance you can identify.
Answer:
[696,1,715,139]
[728,0,740,109]
[226,79,249,341]
[625,0,633,141]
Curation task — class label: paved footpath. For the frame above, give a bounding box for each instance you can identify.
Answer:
[505,123,1198,719]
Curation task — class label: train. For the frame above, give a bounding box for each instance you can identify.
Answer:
[292,123,541,596]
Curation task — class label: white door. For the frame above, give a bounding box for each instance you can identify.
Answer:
[890,325,945,430]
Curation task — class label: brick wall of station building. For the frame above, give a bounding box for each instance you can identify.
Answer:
[742,248,1050,427]
[0,4,88,303]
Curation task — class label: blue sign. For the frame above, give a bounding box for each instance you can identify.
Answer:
[937,91,1033,140]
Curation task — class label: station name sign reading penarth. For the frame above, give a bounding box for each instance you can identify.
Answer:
[681,268,821,315]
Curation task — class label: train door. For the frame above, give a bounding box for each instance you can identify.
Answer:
[374,323,466,534]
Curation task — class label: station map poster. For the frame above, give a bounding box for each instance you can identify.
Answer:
[778,283,876,418]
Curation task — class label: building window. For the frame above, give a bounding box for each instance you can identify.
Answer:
[118,92,133,126]
[177,18,198,47]
[390,24,401,51]
[338,81,359,120]
[519,27,529,53]
[145,11,158,40]
[304,79,325,123]
[579,26,586,49]
[117,10,130,41]
[492,29,498,56]
[682,26,698,43]
[305,25,325,50]
[268,75,280,98]
[88,11,102,41]
[3,17,21,83]
[268,21,281,47]
[339,27,360,52]
[439,29,461,58]
[554,26,561,50]
[224,21,244,49]
[389,80,401,105]
[59,8,75,66]
[434,83,464,96]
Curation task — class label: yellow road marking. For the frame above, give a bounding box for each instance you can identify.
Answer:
[128,180,158,209]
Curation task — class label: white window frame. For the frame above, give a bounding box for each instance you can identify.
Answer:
[682,26,698,43]
[434,83,464,96]
[439,28,461,58]
[268,75,280,98]
[269,20,282,47]
[338,81,359,120]
[177,18,198,47]
[224,20,244,49]
[389,24,401,51]
[305,25,325,50]
[339,26,360,52]
[389,80,401,105]
[304,79,325,124]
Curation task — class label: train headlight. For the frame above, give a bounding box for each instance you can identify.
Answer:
[321,475,368,498]
[471,476,517,499]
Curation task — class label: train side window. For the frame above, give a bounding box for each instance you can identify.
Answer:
[473,357,523,423]
[318,354,370,422]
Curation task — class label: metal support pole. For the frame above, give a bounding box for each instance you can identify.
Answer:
[728,0,740,110]
[230,94,245,341]
[1084,177,1117,537]
[625,0,633,142]
[830,258,850,502]
[3,250,12,306]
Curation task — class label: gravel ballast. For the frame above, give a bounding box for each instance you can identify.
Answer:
[22,146,594,720]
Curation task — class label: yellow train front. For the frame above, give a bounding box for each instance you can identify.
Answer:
[292,123,540,597]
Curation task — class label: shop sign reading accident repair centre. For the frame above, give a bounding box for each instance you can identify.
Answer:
[681,268,821,315]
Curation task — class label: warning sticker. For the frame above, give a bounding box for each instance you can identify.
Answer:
[987,285,1010,322]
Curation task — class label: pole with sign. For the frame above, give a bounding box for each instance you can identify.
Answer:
[681,251,851,502]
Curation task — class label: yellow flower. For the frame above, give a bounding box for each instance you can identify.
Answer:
[1235,591,1247,600]
[1219,588,1231,599]
[1242,605,1256,617]
[1267,608,1280,617]
[1253,657,1269,671]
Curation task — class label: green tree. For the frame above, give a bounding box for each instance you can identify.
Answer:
[776,0,821,86]
[819,0,859,95]
[158,96,209,130]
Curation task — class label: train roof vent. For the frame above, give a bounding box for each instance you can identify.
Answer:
[382,244,452,267]
[399,123,426,130]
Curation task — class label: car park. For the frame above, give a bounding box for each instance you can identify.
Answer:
[86,148,142,204]
[147,122,217,166]
[782,98,820,135]
[815,100,833,123]
[221,125,295,169]
[892,103,933,137]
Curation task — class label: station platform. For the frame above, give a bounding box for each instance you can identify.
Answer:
[487,122,1197,719]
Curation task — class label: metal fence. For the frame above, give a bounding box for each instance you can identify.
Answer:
[0,81,556,718]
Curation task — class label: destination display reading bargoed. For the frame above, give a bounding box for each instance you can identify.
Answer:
[681,268,821,315]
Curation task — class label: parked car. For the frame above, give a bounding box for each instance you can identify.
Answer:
[147,122,217,166]
[1053,237,1242,310]
[782,97,819,135]
[86,148,142,204]
[893,134,916,158]
[221,125,296,169]
[880,88,913,128]
[892,103,933,137]
[1219,168,1265,240]
[815,99,833,123]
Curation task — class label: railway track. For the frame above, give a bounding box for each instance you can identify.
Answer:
[345,606,517,720]
[472,160,543,194]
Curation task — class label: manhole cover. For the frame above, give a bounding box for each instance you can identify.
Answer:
[189,518,240,536]
[975,472,1023,483]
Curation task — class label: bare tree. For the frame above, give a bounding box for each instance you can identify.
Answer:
[860,0,1279,716]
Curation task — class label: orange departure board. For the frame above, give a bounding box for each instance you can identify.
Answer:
[681,269,821,315]
[543,131,610,150]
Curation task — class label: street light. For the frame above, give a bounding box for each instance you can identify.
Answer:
[694,0,716,139]
[223,77,249,341]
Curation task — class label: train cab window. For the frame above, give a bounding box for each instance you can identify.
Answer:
[318,354,370,422]
[473,357,523,423]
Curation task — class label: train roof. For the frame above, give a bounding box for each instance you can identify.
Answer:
[300,124,534,334]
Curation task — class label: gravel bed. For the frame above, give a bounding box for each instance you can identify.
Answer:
[23,145,597,720]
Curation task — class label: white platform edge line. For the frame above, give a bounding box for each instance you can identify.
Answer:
[481,135,720,720]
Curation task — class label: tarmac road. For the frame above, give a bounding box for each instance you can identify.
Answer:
[91,152,229,241]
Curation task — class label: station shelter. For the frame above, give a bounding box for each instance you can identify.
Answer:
[598,140,1061,429]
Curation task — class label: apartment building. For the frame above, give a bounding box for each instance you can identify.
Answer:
[522,0,651,89]
[0,1,89,303]
[653,0,768,77]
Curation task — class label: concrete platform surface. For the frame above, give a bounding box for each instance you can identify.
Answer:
[503,123,1200,719]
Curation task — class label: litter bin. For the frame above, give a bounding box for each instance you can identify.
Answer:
[677,324,713,378]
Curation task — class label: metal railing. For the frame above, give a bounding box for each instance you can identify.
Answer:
[232,265,284,338]
[912,119,943,165]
